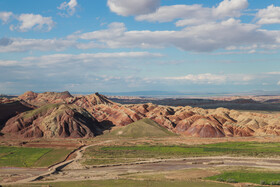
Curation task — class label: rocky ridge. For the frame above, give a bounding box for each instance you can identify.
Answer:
[2,103,103,138]
[0,99,35,129]
[1,91,280,138]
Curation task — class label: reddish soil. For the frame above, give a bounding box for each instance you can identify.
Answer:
[1,91,280,139]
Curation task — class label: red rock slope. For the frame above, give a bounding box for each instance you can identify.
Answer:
[0,99,35,128]
[5,91,280,138]
[2,104,103,138]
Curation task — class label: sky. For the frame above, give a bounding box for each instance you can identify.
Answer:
[0,0,280,95]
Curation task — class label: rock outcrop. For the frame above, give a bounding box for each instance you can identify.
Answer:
[18,91,73,107]
[0,99,34,128]
[2,91,280,138]
[73,93,114,111]
[2,104,103,138]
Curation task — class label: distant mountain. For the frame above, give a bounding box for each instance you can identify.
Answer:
[18,91,114,107]
[58,89,280,97]
[18,91,73,106]
[72,90,227,97]
[101,91,230,97]
[0,94,17,99]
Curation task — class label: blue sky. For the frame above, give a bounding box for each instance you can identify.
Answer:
[0,0,280,94]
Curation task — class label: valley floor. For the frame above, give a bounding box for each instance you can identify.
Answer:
[1,136,280,186]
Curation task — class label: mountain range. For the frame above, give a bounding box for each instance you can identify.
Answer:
[0,91,279,139]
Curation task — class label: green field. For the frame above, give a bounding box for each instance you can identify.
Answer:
[13,179,232,187]
[206,170,280,185]
[0,146,72,167]
[84,142,280,165]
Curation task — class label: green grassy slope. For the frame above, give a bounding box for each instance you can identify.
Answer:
[110,118,177,138]
[206,170,280,185]
[0,146,72,167]
[22,103,61,119]
[83,142,280,165]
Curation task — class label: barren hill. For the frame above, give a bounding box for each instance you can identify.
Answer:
[19,91,114,107]
[0,99,34,130]
[2,103,104,138]
[1,91,280,138]
[18,91,73,106]
[73,92,114,108]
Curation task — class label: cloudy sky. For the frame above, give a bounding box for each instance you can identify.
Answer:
[1,0,280,95]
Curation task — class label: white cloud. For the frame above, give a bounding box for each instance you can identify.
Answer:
[80,22,126,40]
[0,38,76,53]
[2,17,279,53]
[135,0,248,25]
[266,72,280,75]
[136,4,211,24]
[17,14,55,32]
[58,0,78,16]
[164,73,228,84]
[0,51,164,93]
[76,42,106,49]
[0,12,54,32]
[213,0,248,18]
[176,18,209,27]
[0,11,13,23]
[0,60,19,66]
[256,5,280,24]
[211,49,276,55]
[107,0,160,16]
[163,73,259,85]
[79,20,276,52]
[0,82,18,94]
[161,72,280,86]
[0,52,163,67]
[24,51,163,64]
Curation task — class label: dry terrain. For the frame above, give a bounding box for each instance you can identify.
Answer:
[1,91,280,186]
[1,136,280,186]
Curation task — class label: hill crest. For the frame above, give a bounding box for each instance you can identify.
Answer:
[110,118,176,138]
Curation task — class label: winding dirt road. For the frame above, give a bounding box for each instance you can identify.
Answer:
[1,141,280,185]
[0,141,111,185]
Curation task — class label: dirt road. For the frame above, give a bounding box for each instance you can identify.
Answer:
[35,156,280,182]
[1,142,280,185]
[0,140,111,185]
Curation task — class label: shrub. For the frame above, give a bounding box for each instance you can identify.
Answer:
[216,178,225,182]
[260,180,267,185]
[226,178,237,183]
[270,181,276,185]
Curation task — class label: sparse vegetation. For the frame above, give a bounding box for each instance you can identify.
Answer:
[109,118,177,138]
[206,170,280,185]
[22,103,61,119]
[83,142,280,165]
[201,141,280,157]
[0,146,72,167]
[33,148,73,167]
